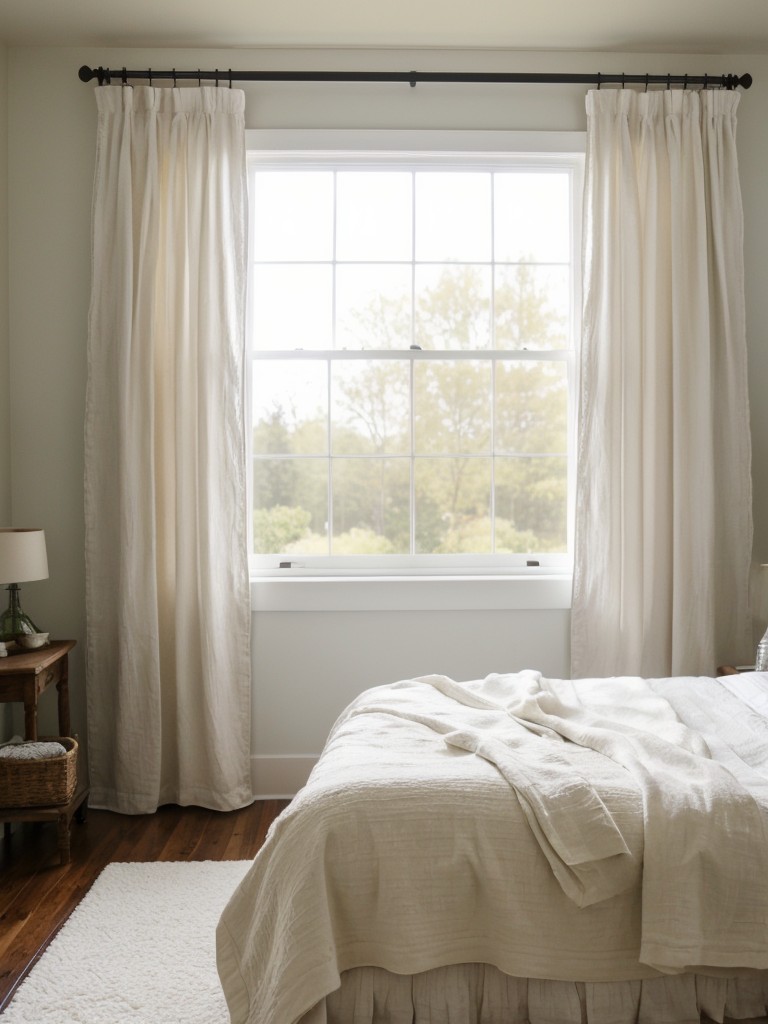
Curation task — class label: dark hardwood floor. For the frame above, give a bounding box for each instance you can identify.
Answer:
[0,799,289,1012]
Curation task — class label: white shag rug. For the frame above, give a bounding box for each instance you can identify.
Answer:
[3,860,252,1024]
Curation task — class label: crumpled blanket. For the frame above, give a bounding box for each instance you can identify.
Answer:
[417,672,768,971]
[217,672,768,1024]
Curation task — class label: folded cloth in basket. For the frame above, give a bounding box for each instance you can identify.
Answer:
[0,736,67,760]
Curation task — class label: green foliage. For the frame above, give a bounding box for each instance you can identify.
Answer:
[284,530,327,555]
[332,528,396,555]
[495,264,567,350]
[281,527,398,556]
[435,516,540,555]
[253,505,312,554]
[415,266,490,349]
[252,264,569,556]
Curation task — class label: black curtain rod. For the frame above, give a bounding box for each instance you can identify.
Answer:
[78,65,753,91]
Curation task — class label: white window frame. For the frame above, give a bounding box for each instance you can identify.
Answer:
[245,129,584,601]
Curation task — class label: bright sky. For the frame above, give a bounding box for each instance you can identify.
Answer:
[250,168,570,348]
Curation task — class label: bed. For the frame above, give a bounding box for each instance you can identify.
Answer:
[216,670,768,1024]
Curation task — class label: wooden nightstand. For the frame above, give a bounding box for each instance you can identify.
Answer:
[0,639,76,739]
[0,639,89,863]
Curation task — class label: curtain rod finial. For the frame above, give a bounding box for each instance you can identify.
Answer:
[78,65,95,83]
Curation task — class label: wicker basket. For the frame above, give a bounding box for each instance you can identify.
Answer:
[0,737,77,808]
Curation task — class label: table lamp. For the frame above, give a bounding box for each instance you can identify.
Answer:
[0,528,49,641]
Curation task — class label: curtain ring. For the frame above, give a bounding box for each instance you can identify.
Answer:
[644,73,649,92]
[666,72,671,90]
[596,72,601,90]
[703,73,709,90]
[121,67,128,86]
[198,69,202,86]
[215,68,219,87]
[621,73,625,89]
[148,68,152,86]
[172,68,177,87]
[229,69,233,88]
[683,74,688,90]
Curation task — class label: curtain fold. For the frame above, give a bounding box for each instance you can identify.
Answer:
[84,86,253,813]
[571,89,753,678]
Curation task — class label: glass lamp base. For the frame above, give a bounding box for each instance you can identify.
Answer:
[0,584,42,642]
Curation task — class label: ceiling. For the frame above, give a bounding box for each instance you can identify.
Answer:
[0,0,767,54]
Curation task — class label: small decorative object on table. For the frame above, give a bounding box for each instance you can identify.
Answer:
[756,563,768,672]
[757,626,768,671]
[16,631,50,650]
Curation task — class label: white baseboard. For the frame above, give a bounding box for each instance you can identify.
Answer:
[250,755,317,799]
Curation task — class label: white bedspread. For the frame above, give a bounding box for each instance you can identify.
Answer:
[216,672,768,1024]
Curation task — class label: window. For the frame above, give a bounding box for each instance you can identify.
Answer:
[247,132,583,577]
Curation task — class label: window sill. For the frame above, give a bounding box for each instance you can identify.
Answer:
[250,574,573,613]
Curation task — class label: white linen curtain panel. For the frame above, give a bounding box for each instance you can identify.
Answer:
[572,88,753,678]
[84,86,253,813]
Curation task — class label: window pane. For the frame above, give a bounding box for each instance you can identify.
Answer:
[332,361,410,456]
[494,266,570,351]
[336,172,412,261]
[414,360,491,454]
[494,456,567,553]
[252,458,329,554]
[495,362,568,454]
[494,172,570,263]
[416,172,491,262]
[253,360,328,455]
[332,458,410,554]
[251,171,333,261]
[415,266,491,350]
[415,457,492,553]
[336,265,412,350]
[251,265,333,350]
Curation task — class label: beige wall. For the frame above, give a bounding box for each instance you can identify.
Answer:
[0,41,10,740]
[0,42,9,525]
[5,46,767,785]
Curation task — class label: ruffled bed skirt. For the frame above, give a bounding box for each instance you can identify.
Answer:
[300,965,768,1024]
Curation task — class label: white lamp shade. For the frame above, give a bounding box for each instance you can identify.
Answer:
[0,529,49,584]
